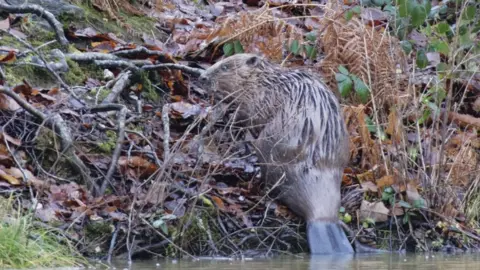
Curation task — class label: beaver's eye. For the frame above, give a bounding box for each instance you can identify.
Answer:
[221,65,228,71]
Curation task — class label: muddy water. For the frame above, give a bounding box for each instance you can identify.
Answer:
[104,253,480,270]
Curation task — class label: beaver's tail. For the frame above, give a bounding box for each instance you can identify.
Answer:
[307,221,354,254]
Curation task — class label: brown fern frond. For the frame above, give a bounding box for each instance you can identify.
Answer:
[317,3,408,109]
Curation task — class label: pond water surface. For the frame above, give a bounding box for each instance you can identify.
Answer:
[103,253,480,270]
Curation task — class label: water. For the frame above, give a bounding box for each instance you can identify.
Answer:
[104,253,480,270]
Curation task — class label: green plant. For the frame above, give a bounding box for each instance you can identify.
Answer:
[0,197,86,268]
[335,65,371,104]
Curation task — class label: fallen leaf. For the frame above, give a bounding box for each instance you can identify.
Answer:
[211,195,226,211]
[361,181,378,192]
[406,183,427,208]
[0,18,9,30]
[359,200,389,223]
[0,168,21,185]
[0,51,16,64]
[376,175,395,189]
[392,202,405,216]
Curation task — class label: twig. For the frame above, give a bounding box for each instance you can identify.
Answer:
[0,86,91,184]
[102,71,132,104]
[67,52,121,62]
[141,63,204,76]
[17,40,57,57]
[162,104,170,162]
[0,3,69,47]
[97,105,128,196]
[112,46,165,57]
[107,223,119,264]
[94,60,140,71]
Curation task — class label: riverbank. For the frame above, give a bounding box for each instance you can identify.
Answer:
[0,0,479,267]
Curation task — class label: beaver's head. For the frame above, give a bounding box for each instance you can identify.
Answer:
[198,54,270,100]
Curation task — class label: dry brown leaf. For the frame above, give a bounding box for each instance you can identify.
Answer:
[361,181,378,192]
[406,183,427,208]
[359,200,389,222]
[376,175,395,189]
[0,168,21,185]
[0,51,16,64]
[211,196,226,211]
[391,203,405,216]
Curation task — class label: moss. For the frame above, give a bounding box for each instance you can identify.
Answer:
[63,58,86,85]
[97,130,117,153]
[4,63,55,88]
[0,35,24,48]
[133,71,159,102]
[89,86,110,103]
[121,12,157,34]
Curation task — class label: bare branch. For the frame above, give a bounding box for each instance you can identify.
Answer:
[141,63,204,76]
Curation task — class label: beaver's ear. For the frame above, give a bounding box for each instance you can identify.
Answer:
[246,55,260,67]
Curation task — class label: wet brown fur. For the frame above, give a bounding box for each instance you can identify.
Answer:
[198,54,350,223]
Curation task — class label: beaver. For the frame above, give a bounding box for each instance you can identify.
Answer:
[198,53,354,254]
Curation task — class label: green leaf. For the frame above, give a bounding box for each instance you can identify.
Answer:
[413,198,426,208]
[345,10,354,21]
[382,191,393,202]
[417,108,431,125]
[352,5,361,14]
[306,32,317,42]
[290,40,300,55]
[403,212,410,224]
[436,63,448,78]
[463,5,475,21]
[365,116,377,133]
[223,42,234,56]
[339,206,346,213]
[200,195,213,207]
[397,0,410,17]
[233,40,244,53]
[433,41,449,55]
[336,73,353,98]
[398,200,412,208]
[408,146,418,159]
[430,86,446,103]
[338,65,349,75]
[422,0,431,15]
[400,40,413,54]
[383,4,396,16]
[436,21,450,34]
[411,5,427,27]
[343,213,352,224]
[351,75,370,104]
[305,45,317,59]
[416,49,428,69]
